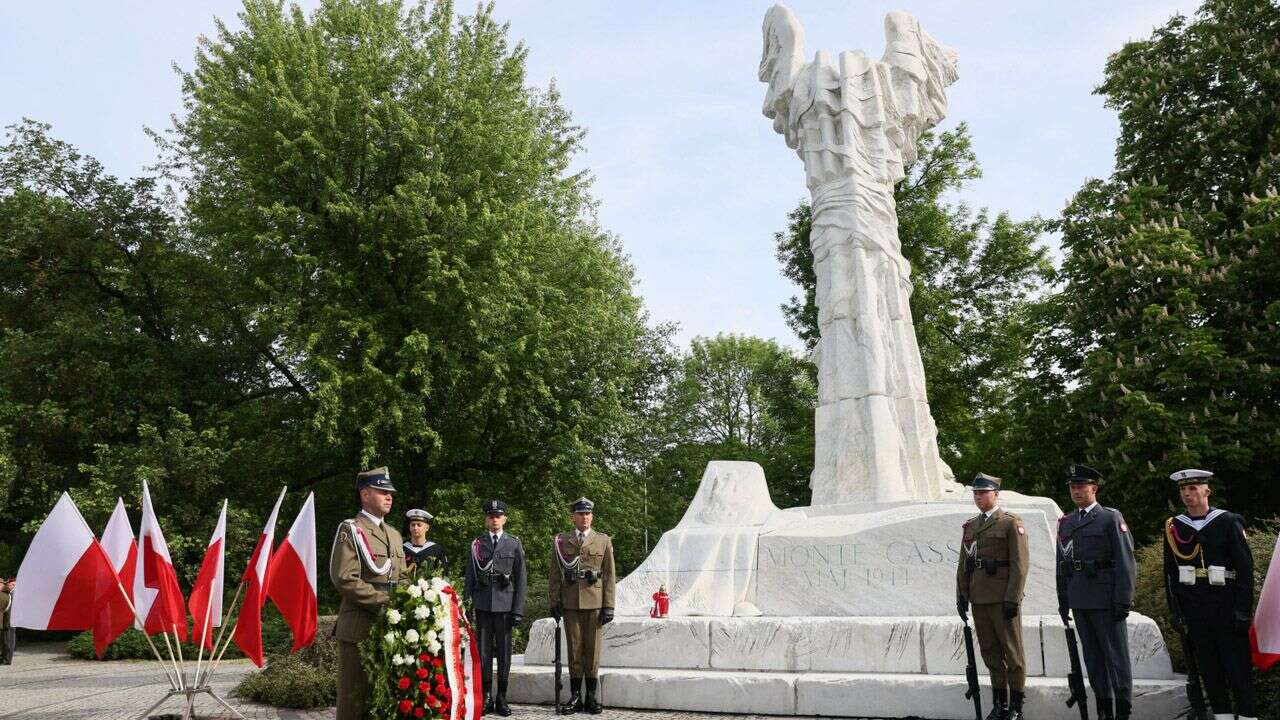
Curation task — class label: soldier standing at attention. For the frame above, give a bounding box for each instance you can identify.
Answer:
[549,497,617,715]
[465,500,527,717]
[956,473,1030,720]
[1163,469,1257,720]
[403,507,448,576]
[330,467,406,720]
[1056,464,1137,720]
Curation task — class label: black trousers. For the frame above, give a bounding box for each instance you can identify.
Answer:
[1074,608,1132,703]
[0,626,13,665]
[476,610,513,697]
[1187,611,1256,716]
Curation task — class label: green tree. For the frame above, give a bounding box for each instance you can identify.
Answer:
[775,124,1051,484]
[166,0,665,569]
[1015,0,1280,535]
[0,121,289,576]
[641,334,815,537]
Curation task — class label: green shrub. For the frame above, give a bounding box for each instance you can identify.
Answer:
[68,606,295,661]
[232,618,337,709]
[1133,517,1279,719]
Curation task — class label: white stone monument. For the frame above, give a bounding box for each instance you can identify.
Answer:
[507,7,1184,718]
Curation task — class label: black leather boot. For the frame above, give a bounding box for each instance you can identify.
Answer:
[585,677,603,715]
[1114,696,1131,720]
[496,681,512,717]
[482,694,494,716]
[568,678,584,713]
[1005,690,1025,720]
[1096,696,1114,720]
[984,688,1008,720]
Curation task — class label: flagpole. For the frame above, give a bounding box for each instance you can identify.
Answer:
[172,623,188,690]
[113,578,180,690]
[194,594,214,690]
[159,627,184,690]
[200,580,246,687]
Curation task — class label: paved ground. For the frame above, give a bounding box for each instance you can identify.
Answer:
[0,644,887,719]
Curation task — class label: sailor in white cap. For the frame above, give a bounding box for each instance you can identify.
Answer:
[1163,469,1256,720]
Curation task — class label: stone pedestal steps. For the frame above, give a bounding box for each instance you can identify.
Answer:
[505,663,1187,719]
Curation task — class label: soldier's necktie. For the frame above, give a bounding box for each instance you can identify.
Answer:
[491,533,498,546]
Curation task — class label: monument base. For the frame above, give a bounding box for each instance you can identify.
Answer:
[507,663,1186,719]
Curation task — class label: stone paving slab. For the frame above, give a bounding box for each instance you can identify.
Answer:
[0,644,898,719]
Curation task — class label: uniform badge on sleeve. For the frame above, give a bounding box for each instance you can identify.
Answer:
[1120,522,1128,533]
[1016,525,1025,535]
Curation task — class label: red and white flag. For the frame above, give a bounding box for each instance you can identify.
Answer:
[234,487,286,667]
[189,500,228,651]
[12,494,133,657]
[1252,530,1280,670]
[94,497,139,655]
[268,492,318,652]
[101,498,138,588]
[133,480,188,641]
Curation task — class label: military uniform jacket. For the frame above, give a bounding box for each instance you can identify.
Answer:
[464,533,527,615]
[0,586,10,630]
[404,541,448,573]
[1056,506,1136,610]
[549,530,617,611]
[956,509,1030,605]
[1163,508,1253,620]
[330,514,406,643]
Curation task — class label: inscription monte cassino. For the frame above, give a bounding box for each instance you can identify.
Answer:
[759,540,964,591]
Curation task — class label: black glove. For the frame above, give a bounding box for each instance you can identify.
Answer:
[510,613,523,626]
[1059,606,1071,624]
[1169,611,1186,635]
[599,608,614,626]
[1002,601,1019,620]
[1113,603,1130,622]
[956,597,968,621]
[1233,610,1252,633]
[550,604,562,621]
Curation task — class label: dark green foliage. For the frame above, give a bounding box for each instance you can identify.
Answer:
[1013,0,1280,533]
[233,619,338,709]
[774,125,1051,486]
[1132,520,1279,719]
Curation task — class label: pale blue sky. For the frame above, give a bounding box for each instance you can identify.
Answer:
[1,1,1202,348]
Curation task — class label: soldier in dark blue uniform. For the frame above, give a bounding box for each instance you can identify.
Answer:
[464,500,527,717]
[1163,469,1257,720]
[1055,464,1137,720]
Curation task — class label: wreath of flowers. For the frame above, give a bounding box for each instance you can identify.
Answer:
[361,571,473,719]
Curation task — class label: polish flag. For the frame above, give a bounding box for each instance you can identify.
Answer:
[234,487,286,667]
[188,500,228,651]
[133,480,188,641]
[1252,530,1280,670]
[11,494,133,656]
[268,492,318,652]
[95,498,139,656]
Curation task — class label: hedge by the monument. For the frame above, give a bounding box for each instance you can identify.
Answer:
[232,624,338,710]
[1132,519,1279,719]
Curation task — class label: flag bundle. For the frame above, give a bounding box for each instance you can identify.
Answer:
[11,483,317,670]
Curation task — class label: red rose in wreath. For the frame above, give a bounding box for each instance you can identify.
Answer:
[397,677,411,691]
[397,699,412,715]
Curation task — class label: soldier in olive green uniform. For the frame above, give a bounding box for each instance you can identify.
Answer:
[548,498,617,715]
[0,577,14,665]
[330,467,406,720]
[957,473,1031,720]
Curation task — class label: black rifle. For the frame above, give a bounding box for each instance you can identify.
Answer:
[554,615,565,714]
[1063,615,1091,720]
[961,618,983,720]
[1167,588,1209,720]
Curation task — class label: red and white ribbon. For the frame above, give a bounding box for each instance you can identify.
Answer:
[440,585,480,720]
